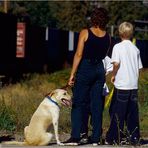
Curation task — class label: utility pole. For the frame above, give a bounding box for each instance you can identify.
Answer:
[4,0,8,13]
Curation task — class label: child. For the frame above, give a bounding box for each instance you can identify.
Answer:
[105,22,143,145]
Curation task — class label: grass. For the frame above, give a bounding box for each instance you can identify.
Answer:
[0,68,147,138]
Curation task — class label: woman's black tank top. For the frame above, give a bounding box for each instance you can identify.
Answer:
[82,29,110,61]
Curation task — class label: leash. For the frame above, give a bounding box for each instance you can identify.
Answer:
[46,96,60,109]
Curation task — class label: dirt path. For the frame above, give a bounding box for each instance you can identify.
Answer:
[0,132,148,147]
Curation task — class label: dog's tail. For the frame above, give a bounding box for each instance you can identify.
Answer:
[2,140,27,146]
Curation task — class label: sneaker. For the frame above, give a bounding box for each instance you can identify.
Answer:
[80,133,88,144]
[130,137,140,146]
[118,137,130,145]
[92,142,100,146]
[63,137,80,146]
[140,138,147,145]
[105,139,115,145]
[87,137,100,146]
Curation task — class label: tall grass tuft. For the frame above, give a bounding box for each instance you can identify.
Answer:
[0,96,16,131]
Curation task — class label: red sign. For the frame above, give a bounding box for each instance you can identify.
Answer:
[16,23,26,58]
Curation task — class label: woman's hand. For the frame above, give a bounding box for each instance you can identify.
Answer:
[68,75,75,86]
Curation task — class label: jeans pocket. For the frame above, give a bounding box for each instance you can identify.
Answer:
[117,90,129,103]
[131,90,138,101]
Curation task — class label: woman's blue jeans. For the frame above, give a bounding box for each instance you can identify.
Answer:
[71,59,105,142]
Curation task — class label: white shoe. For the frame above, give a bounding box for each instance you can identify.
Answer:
[92,142,100,146]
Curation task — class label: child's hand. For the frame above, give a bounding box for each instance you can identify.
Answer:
[111,76,115,84]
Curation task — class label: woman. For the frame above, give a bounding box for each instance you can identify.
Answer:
[64,7,110,146]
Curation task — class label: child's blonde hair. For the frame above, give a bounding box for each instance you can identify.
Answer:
[118,22,133,39]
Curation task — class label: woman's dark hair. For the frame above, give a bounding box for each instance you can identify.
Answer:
[90,7,109,30]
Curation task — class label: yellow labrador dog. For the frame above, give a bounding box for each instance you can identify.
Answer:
[3,89,71,146]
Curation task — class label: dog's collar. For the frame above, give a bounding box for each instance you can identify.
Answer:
[46,96,60,108]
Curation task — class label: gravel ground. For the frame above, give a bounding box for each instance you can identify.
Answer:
[0,133,148,148]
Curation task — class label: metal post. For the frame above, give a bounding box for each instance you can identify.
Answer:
[111,25,114,37]
[4,0,8,13]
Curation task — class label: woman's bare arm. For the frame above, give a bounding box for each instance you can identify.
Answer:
[68,29,88,86]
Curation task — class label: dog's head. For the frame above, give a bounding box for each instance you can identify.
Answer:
[48,89,71,107]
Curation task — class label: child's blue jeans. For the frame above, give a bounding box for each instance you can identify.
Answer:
[106,88,140,143]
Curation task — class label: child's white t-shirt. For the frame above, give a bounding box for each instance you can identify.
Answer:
[111,40,143,90]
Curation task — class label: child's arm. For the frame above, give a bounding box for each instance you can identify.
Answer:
[111,62,120,83]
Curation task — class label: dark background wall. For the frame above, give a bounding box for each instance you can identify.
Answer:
[25,25,46,73]
[0,12,17,83]
[47,28,68,72]
[0,12,147,84]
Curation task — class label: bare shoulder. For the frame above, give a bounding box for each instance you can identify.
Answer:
[80,29,88,35]
[79,29,88,41]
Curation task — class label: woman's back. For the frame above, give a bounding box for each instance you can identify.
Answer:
[83,28,110,60]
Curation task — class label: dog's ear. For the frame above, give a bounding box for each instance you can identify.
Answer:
[49,91,55,97]
[44,92,50,97]
[44,91,54,97]
[48,90,58,98]
[45,89,59,97]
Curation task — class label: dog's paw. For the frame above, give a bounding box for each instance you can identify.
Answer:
[57,142,64,146]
